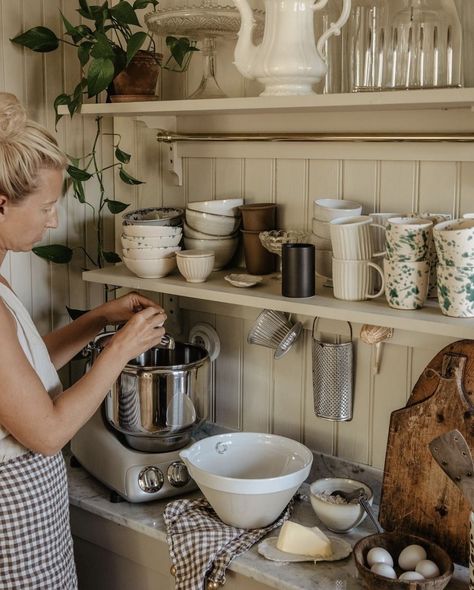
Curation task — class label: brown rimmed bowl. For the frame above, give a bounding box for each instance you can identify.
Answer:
[353,532,453,590]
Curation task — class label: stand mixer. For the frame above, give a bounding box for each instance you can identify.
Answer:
[71,334,210,503]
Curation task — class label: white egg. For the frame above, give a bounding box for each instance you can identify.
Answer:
[415,559,440,579]
[371,563,397,579]
[399,571,425,581]
[398,544,427,570]
[367,547,394,567]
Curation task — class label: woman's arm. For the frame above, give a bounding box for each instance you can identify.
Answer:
[43,292,162,369]
[0,299,167,456]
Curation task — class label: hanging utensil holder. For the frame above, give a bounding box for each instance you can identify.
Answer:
[312,318,353,421]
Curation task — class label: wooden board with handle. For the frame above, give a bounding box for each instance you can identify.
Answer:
[379,340,474,565]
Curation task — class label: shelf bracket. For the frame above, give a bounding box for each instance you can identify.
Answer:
[137,116,182,185]
[165,140,183,186]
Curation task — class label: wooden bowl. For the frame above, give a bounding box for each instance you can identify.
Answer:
[353,532,453,590]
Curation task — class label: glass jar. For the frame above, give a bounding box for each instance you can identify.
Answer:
[382,0,463,89]
[455,0,474,86]
[314,0,344,94]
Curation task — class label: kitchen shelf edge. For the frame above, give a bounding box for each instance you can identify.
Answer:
[83,265,474,340]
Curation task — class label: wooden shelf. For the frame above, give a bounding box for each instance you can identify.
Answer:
[59,88,474,118]
[83,265,474,339]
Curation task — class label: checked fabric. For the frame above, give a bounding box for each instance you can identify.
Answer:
[163,497,293,590]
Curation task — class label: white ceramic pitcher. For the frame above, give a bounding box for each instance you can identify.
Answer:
[233,0,352,96]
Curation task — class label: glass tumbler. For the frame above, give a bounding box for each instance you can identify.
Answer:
[344,0,388,92]
[382,0,463,89]
[314,0,344,94]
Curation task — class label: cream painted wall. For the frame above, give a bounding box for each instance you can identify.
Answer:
[2,0,474,471]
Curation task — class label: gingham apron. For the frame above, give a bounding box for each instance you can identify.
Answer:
[0,283,77,589]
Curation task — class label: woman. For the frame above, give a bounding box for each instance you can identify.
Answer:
[0,93,167,589]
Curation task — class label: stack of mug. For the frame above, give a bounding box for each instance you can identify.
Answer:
[383,217,434,310]
[239,203,278,275]
[433,218,474,317]
[329,215,385,301]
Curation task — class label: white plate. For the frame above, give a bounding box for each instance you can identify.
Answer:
[225,273,263,288]
[257,535,352,563]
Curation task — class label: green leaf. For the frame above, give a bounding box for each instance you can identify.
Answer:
[76,24,94,38]
[72,179,86,203]
[67,165,92,181]
[133,0,158,8]
[78,0,93,17]
[60,12,83,44]
[110,1,140,26]
[126,31,147,66]
[165,35,198,68]
[11,27,59,52]
[53,93,70,128]
[111,45,127,77]
[115,146,131,164]
[32,244,73,264]
[73,79,87,101]
[106,199,130,214]
[90,32,115,59]
[86,57,115,96]
[78,41,93,67]
[103,251,122,263]
[119,168,144,185]
[66,306,89,320]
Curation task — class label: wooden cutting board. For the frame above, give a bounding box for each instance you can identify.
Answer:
[379,340,474,566]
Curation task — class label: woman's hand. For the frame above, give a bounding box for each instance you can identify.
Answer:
[96,292,164,326]
[108,306,168,362]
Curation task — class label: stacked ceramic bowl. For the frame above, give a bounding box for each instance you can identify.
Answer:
[183,199,242,270]
[312,199,362,281]
[121,207,183,278]
[433,218,474,317]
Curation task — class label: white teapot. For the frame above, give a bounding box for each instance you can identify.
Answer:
[233,0,351,96]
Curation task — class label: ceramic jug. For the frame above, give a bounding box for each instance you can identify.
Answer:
[233,0,352,96]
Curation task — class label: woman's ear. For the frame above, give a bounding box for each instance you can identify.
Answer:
[0,195,9,220]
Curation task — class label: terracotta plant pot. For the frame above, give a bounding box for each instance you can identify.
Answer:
[239,203,277,231]
[111,51,163,99]
[241,229,276,275]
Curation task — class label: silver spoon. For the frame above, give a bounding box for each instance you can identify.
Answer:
[330,487,384,533]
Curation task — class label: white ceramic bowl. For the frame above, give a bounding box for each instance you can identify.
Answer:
[121,234,182,249]
[122,224,183,238]
[121,246,181,260]
[122,255,177,279]
[180,432,313,529]
[310,477,373,533]
[176,250,215,283]
[311,218,331,240]
[183,221,239,240]
[185,208,241,237]
[313,199,363,222]
[122,207,183,226]
[187,198,244,217]
[183,236,239,270]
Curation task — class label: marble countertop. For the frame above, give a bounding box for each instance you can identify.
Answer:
[66,460,469,590]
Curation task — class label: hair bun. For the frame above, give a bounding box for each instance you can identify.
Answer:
[0,93,27,141]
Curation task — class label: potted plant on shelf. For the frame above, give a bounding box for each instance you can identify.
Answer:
[11,0,198,116]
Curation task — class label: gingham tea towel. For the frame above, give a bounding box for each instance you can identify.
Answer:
[164,497,293,590]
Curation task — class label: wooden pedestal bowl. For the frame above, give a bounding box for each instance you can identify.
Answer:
[353,532,453,590]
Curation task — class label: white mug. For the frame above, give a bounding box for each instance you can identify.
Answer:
[332,258,385,301]
[330,215,385,261]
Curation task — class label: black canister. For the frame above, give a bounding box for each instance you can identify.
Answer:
[282,243,315,298]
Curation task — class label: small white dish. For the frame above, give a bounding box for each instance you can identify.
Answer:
[258,536,352,563]
[225,273,263,288]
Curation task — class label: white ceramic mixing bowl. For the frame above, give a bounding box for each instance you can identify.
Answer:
[180,432,313,529]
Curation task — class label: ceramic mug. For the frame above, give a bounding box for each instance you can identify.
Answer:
[385,217,433,262]
[332,258,384,301]
[330,215,386,261]
[383,258,430,310]
[437,265,474,318]
[433,219,474,267]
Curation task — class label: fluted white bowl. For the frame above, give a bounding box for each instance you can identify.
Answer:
[187,198,243,217]
[122,256,176,279]
[121,234,182,249]
[176,250,215,283]
[183,221,238,240]
[122,246,181,260]
[313,199,362,222]
[185,208,241,237]
[183,236,239,270]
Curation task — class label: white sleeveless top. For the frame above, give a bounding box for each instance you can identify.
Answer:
[0,282,62,461]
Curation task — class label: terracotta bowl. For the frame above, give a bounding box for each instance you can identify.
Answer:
[353,532,453,590]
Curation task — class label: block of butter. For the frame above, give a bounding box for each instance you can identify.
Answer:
[276,521,333,558]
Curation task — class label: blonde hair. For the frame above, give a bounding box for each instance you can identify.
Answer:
[0,93,66,202]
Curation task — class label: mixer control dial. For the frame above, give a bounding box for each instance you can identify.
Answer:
[167,461,190,487]
[138,466,164,493]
